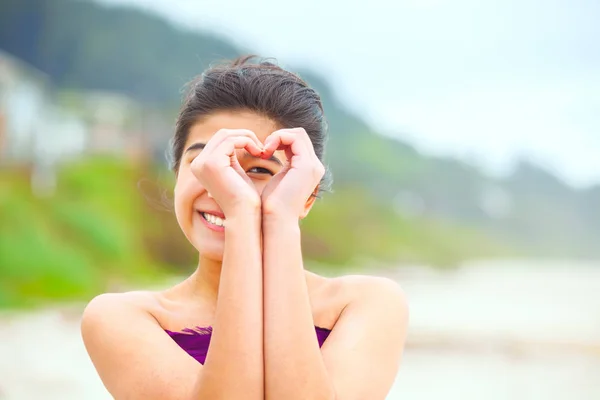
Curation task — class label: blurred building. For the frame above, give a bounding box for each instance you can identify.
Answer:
[0,49,89,165]
[0,49,168,190]
[60,90,165,163]
[0,49,50,163]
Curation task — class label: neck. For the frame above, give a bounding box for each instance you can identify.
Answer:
[178,255,222,305]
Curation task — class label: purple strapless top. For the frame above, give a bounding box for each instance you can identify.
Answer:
[165,326,331,365]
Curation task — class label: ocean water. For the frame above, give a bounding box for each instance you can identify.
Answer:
[387,260,600,400]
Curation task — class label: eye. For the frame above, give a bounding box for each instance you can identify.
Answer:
[185,152,201,164]
[247,166,273,175]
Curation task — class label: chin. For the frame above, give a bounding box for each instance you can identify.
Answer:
[191,239,225,262]
[199,249,224,262]
[182,215,226,261]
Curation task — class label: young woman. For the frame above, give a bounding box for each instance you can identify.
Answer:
[81,56,408,400]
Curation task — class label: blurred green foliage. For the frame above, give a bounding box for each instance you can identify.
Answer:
[0,0,599,308]
[302,187,516,266]
[0,160,170,308]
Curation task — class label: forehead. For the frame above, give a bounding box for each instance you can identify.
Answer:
[186,110,282,145]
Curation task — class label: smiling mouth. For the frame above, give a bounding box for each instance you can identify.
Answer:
[200,212,225,228]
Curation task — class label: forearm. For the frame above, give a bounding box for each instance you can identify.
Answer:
[262,214,335,400]
[196,209,264,399]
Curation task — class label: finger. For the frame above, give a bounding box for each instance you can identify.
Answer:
[263,130,307,161]
[193,136,262,175]
[230,154,254,186]
[217,136,263,158]
[266,128,313,152]
[204,129,264,153]
[286,128,317,157]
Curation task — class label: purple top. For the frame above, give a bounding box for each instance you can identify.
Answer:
[165,326,332,365]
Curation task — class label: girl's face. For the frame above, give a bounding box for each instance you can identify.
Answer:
[174,110,285,261]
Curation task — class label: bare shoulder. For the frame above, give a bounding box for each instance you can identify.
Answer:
[331,274,409,333]
[80,291,162,359]
[81,290,160,329]
[307,271,408,330]
[80,289,169,348]
[330,273,408,310]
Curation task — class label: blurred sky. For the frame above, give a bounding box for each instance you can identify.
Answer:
[99,0,600,186]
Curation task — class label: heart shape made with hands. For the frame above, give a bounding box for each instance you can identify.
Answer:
[201,128,322,216]
[257,129,307,166]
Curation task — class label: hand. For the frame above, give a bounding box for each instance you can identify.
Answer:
[260,128,325,218]
[191,129,264,216]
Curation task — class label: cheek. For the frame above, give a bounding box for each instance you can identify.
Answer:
[173,182,188,229]
[173,172,203,221]
[173,183,185,218]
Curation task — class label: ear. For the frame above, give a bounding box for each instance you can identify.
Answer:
[299,186,319,219]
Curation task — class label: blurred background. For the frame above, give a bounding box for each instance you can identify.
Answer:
[0,0,599,399]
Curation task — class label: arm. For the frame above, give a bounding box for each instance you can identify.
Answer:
[262,213,335,400]
[197,209,264,399]
[190,130,267,398]
[260,127,408,399]
[260,127,335,399]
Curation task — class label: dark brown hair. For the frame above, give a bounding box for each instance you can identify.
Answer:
[170,55,331,194]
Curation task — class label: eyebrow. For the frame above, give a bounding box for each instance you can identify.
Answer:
[185,142,207,153]
[185,142,283,166]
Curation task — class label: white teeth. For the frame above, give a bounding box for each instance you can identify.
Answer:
[202,212,225,227]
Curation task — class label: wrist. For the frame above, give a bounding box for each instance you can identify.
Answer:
[261,200,298,219]
[262,211,300,232]
[226,197,261,216]
[226,204,262,225]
